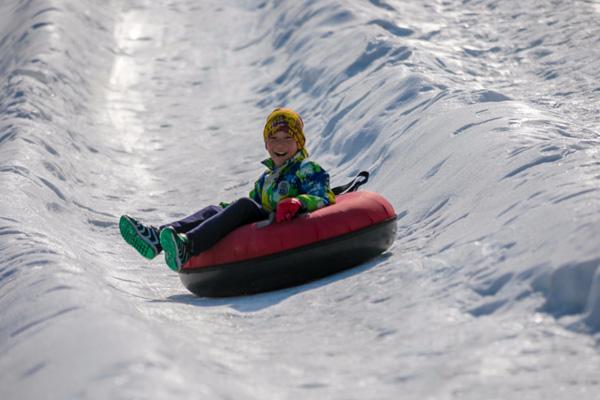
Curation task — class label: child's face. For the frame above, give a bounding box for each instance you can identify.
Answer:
[266,130,299,167]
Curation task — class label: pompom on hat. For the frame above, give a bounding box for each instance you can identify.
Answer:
[263,108,308,156]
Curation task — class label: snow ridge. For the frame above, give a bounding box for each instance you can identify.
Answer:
[257,0,600,332]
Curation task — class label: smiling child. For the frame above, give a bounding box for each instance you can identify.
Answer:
[119,107,335,271]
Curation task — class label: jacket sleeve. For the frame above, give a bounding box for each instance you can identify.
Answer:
[249,173,265,205]
[295,161,336,212]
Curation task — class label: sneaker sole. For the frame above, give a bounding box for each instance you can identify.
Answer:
[119,216,159,260]
[160,228,183,272]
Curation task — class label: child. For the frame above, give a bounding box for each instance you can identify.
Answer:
[119,108,336,271]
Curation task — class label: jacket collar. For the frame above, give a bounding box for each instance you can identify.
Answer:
[261,150,306,171]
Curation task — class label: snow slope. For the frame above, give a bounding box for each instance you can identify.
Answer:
[1,0,600,398]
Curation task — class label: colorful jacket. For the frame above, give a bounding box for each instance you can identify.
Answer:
[249,151,336,213]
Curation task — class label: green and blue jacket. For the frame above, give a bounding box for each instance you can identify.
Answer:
[249,151,336,213]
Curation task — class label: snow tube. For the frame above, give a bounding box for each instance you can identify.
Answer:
[179,191,397,297]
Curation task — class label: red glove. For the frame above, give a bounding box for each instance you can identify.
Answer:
[275,198,303,223]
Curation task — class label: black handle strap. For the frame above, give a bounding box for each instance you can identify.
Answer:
[332,171,370,195]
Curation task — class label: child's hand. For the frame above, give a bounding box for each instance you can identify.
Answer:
[275,198,303,223]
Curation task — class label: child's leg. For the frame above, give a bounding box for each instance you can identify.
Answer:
[161,205,223,234]
[186,198,268,255]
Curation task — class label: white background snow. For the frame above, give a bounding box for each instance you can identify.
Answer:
[1,0,600,398]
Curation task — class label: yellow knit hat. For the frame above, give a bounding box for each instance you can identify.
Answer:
[263,108,307,156]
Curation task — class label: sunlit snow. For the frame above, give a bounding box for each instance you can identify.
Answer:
[1,0,599,399]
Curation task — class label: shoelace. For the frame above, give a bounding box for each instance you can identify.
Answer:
[177,236,190,262]
[135,222,160,245]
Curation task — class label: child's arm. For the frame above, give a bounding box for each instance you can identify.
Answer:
[248,173,266,204]
[296,161,336,212]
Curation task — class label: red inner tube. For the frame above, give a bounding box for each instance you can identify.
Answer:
[182,191,396,270]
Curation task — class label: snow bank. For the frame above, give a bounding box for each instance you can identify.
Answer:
[255,0,600,332]
[0,1,210,398]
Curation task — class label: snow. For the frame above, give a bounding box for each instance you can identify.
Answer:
[1,0,600,398]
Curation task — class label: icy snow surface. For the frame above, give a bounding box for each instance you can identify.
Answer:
[1,0,600,398]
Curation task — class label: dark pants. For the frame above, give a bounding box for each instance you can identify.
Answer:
[162,198,269,256]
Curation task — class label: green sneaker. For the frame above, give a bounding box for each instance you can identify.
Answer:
[119,215,162,260]
[159,227,191,272]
